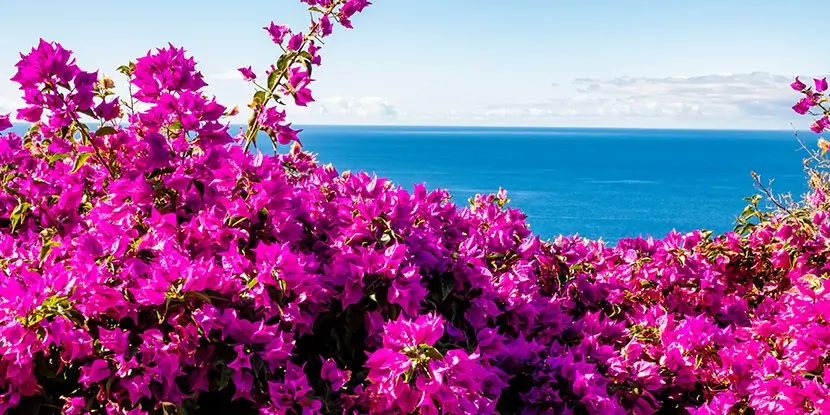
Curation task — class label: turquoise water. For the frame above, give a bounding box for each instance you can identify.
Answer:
[258,125,811,243]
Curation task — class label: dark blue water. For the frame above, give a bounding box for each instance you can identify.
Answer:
[261,125,812,243]
[4,124,813,243]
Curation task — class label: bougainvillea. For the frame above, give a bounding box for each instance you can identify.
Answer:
[1,1,830,414]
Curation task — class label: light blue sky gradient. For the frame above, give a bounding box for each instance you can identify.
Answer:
[0,0,825,129]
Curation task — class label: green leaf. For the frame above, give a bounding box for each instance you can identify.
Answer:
[166,120,183,132]
[253,90,268,105]
[95,126,118,136]
[276,53,292,74]
[10,200,33,231]
[257,207,269,221]
[42,295,69,309]
[39,240,61,262]
[146,166,175,180]
[739,204,755,219]
[79,201,93,214]
[48,153,71,164]
[71,152,93,173]
[78,108,97,119]
[186,291,213,304]
[117,62,136,77]
[227,215,248,227]
[421,345,444,361]
[298,51,314,76]
[26,123,41,137]
[267,69,280,90]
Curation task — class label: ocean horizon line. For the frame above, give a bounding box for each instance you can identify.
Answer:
[2,121,804,134]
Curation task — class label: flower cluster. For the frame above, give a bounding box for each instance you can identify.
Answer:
[791,76,829,134]
[2,2,830,414]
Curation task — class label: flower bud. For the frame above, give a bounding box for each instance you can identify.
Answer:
[101,76,115,89]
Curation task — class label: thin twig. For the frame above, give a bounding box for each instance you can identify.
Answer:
[750,171,792,214]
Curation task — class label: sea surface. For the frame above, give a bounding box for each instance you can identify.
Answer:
[4,124,814,243]
[257,125,813,243]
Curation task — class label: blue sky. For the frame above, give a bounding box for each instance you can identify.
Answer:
[0,0,825,129]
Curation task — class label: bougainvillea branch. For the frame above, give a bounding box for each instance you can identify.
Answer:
[242,0,370,153]
[791,76,829,134]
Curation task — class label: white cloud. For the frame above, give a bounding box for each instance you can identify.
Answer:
[294,96,399,121]
[0,70,813,130]
[482,72,802,123]
[280,71,809,129]
[209,70,244,81]
[0,97,22,114]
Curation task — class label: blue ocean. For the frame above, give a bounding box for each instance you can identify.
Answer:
[261,125,811,243]
[5,124,813,243]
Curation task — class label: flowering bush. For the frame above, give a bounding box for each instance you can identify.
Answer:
[1,0,830,413]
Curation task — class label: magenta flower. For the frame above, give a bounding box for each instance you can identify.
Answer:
[10,39,78,89]
[320,358,351,391]
[287,67,314,106]
[382,313,445,350]
[62,397,86,415]
[131,44,207,102]
[791,76,807,91]
[815,77,828,93]
[287,32,304,51]
[308,41,322,65]
[238,66,256,81]
[320,15,334,37]
[0,113,11,131]
[276,123,301,144]
[79,359,111,386]
[810,116,830,133]
[792,97,813,114]
[95,98,121,121]
[264,22,291,45]
[257,106,287,129]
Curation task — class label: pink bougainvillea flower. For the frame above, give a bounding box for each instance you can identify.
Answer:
[815,77,828,93]
[238,66,256,81]
[320,15,334,37]
[321,358,351,391]
[810,116,830,133]
[287,67,314,106]
[264,22,291,45]
[0,113,11,131]
[79,360,111,387]
[287,32,304,51]
[791,76,807,91]
[382,313,445,350]
[793,97,813,114]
